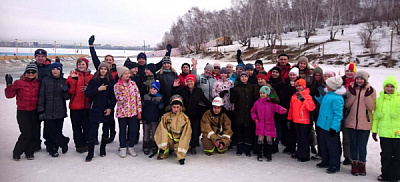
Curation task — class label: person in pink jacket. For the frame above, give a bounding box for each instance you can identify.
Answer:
[344,70,376,176]
[251,85,287,162]
[114,66,142,158]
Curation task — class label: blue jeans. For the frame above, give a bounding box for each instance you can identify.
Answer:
[348,128,370,162]
[118,116,138,148]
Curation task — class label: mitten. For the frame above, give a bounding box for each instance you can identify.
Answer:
[5,74,13,85]
[348,86,357,96]
[364,87,374,97]
[296,93,305,102]
[88,35,95,45]
[62,83,70,92]
[372,133,378,141]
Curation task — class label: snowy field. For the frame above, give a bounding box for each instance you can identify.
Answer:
[1,56,400,182]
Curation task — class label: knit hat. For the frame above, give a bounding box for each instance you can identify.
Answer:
[256,72,268,81]
[25,62,38,73]
[297,56,309,64]
[213,62,221,68]
[162,56,171,64]
[125,61,138,69]
[212,97,224,106]
[151,81,161,92]
[244,63,254,71]
[117,66,130,78]
[323,71,336,77]
[355,70,369,82]
[313,67,323,75]
[226,63,233,68]
[145,63,156,74]
[170,94,183,105]
[185,74,196,83]
[220,67,228,74]
[255,60,263,66]
[345,62,357,73]
[181,63,190,70]
[236,64,244,70]
[137,52,147,61]
[289,67,299,77]
[204,64,213,70]
[34,49,47,57]
[259,85,271,96]
[76,57,89,68]
[326,76,344,90]
[240,72,249,77]
[98,62,110,71]
[50,62,63,73]
[295,79,307,89]
[269,66,281,75]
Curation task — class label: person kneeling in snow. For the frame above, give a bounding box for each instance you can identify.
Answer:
[201,97,233,156]
[154,95,192,165]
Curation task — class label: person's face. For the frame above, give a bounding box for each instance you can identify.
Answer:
[172,104,181,113]
[345,70,355,78]
[121,71,131,82]
[130,67,138,75]
[105,56,114,65]
[278,56,289,66]
[298,62,307,70]
[35,54,46,64]
[186,80,195,89]
[323,74,333,81]
[138,58,146,65]
[25,70,37,79]
[214,66,220,74]
[314,73,322,81]
[240,75,248,83]
[289,73,298,81]
[52,68,61,78]
[204,68,212,76]
[220,73,228,80]
[356,77,365,86]
[255,63,263,71]
[163,63,171,70]
[271,70,280,79]
[296,85,304,92]
[236,68,243,76]
[257,77,266,86]
[384,84,395,94]
[99,67,108,76]
[77,61,87,72]
[226,65,233,73]
[150,87,158,95]
[212,106,222,115]
[145,68,153,76]
[182,65,190,74]
[260,92,267,99]
[246,69,254,76]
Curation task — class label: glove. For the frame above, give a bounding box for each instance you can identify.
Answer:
[179,159,185,165]
[166,44,172,52]
[62,83,70,92]
[296,93,305,102]
[348,86,357,96]
[236,50,242,59]
[364,87,374,97]
[39,113,46,121]
[329,128,336,137]
[219,90,229,97]
[372,133,378,141]
[5,74,13,85]
[88,35,95,45]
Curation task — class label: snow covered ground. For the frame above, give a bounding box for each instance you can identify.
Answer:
[1,56,400,182]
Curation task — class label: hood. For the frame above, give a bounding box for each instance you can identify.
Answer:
[383,75,398,91]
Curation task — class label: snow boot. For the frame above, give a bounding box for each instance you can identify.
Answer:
[62,137,70,154]
[143,141,150,155]
[236,143,243,156]
[358,161,366,176]
[272,142,279,154]
[351,160,359,176]
[86,142,95,162]
[100,138,107,157]
[13,153,20,161]
[264,144,272,162]
[257,143,263,162]
[326,167,340,174]
[342,158,351,165]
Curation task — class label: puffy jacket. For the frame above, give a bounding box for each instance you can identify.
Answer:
[212,78,235,111]
[201,110,233,145]
[287,88,316,124]
[157,68,178,107]
[172,86,212,119]
[193,70,216,105]
[37,75,70,119]
[178,72,188,88]
[113,79,142,118]
[251,97,287,137]
[345,82,376,130]
[142,93,164,124]
[5,76,40,111]
[266,63,291,83]
[35,62,51,82]
[372,76,400,138]
[67,70,93,110]
[230,82,259,127]
[85,76,116,123]
[316,86,346,132]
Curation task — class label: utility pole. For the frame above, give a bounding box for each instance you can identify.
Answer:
[15,39,18,57]
[54,41,57,56]
[80,43,82,56]
[74,43,76,57]
[389,28,394,68]
[143,40,146,53]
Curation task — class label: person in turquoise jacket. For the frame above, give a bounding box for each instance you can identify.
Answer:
[315,76,346,174]
[371,75,400,182]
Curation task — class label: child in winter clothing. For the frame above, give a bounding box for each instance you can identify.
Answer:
[201,97,233,155]
[345,70,376,176]
[251,86,287,161]
[114,66,142,158]
[372,75,400,181]
[142,81,164,155]
[315,76,346,174]
[5,62,40,160]
[155,95,192,165]
[287,79,316,162]
[38,62,70,157]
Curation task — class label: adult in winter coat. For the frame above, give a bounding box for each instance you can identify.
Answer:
[84,62,116,162]
[38,62,70,158]
[201,97,233,155]
[265,54,292,83]
[244,63,257,84]
[371,75,400,182]
[212,62,221,80]
[157,56,178,107]
[344,70,376,176]
[193,63,216,105]
[294,56,312,79]
[66,57,93,153]
[140,63,158,99]
[5,62,40,160]
[172,74,211,154]
[155,95,192,165]
[178,62,191,88]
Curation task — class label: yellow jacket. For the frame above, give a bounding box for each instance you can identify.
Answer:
[201,110,233,145]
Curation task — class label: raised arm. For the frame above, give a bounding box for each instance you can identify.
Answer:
[89,35,100,70]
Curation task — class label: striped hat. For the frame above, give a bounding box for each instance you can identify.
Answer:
[25,62,38,73]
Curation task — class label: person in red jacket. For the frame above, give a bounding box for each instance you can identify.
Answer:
[66,58,93,153]
[287,78,316,162]
[5,62,40,160]
[266,54,292,83]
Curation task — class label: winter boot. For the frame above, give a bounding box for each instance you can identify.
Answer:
[342,158,351,165]
[100,138,107,157]
[358,161,366,176]
[351,160,359,176]
[86,141,95,162]
[128,147,137,157]
[62,137,70,154]
[143,141,150,155]
[264,144,272,162]
[236,143,243,156]
[120,148,127,158]
[13,153,20,161]
[257,143,263,162]
[272,142,279,154]
[25,154,34,160]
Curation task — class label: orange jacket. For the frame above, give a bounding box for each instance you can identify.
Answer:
[287,88,316,124]
[67,70,93,110]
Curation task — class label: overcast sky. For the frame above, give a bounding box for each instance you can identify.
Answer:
[0,0,231,47]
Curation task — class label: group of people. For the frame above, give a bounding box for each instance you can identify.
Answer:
[4,36,400,181]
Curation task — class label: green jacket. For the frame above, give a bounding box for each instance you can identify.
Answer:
[372,76,400,138]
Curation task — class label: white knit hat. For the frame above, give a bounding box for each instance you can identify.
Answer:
[326,76,343,90]
[116,66,130,78]
[289,67,299,77]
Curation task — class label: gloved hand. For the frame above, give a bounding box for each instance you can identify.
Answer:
[5,74,13,85]
[62,83,70,92]
[179,159,185,165]
[329,128,336,137]
[39,113,46,121]
[348,85,357,96]
[157,149,165,159]
[296,93,305,102]
[236,50,242,59]
[219,90,229,97]
[286,121,291,130]
[88,35,95,45]
[365,87,374,97]
[166,44,172,52]
[372,133,378,141]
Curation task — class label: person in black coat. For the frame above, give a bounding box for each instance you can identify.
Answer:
[37,62,70,157]
[172,74,211,155]
[84,63,116,162]
[158,56,178,107]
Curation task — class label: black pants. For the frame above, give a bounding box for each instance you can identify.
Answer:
[102,112,116,139]
[70,109,89,148]
[380,137,400,181]
[285,120,297,153]
[88,122,110,141]
[13,110,38,156]
[236,125,252,153]
[190,118,201,148]
[318,127,341,170]
[44,118,68,152]
[294,123,310,159]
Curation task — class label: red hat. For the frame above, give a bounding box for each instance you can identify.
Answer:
[77,57,89,68]
[295,79,306,89]
[185,74,196,83]
[256,72,268,81]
